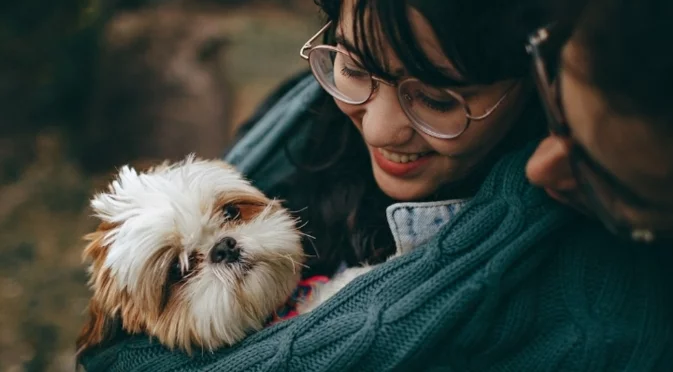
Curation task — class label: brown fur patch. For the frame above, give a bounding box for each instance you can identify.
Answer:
[81,222,116,263]
[76,222,152,361]
[76,227,121,360]
[214,191,275,223]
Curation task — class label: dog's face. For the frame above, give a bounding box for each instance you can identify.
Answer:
[76,156,304,355]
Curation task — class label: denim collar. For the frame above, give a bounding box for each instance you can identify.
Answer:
[386,198,471,255]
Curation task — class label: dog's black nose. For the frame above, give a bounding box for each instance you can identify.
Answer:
[210,237,240,263]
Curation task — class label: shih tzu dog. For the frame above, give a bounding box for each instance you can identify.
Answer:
[75,155,305,358]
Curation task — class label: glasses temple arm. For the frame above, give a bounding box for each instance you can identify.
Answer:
[300,21,333,60]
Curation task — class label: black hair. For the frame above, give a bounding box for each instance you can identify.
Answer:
[272,0,551,277]
[566,0,673,131]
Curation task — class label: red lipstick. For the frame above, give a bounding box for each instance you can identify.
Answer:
[372,148,433,178]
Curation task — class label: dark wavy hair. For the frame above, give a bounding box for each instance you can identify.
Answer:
[271,0,552,277]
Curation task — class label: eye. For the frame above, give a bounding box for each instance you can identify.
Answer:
[222,204,241,221]
[166,254,198,285]
[162,257,187,311]
[167,258,185,283]
[417,93,458,112]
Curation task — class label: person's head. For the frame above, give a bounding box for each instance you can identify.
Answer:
[288,0,552,275]
[525,0,673,243]
[300,0,549,201]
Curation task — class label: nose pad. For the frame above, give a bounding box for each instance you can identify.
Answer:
[210,237,240,264]
[362,85,415,147]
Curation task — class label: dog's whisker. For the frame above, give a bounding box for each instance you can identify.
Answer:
[303,238,320,259]
[266,252,309,273]
[297,229,315,240]
[287,206,308,215]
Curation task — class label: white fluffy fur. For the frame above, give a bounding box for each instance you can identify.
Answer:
[297,265,374,313]
[82,155,304,352]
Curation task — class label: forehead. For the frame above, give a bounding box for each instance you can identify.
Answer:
[560,42,673,205]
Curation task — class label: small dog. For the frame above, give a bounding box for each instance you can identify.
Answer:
[76,155,305,357]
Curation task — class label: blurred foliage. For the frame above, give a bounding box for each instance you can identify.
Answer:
[0,0,106,135]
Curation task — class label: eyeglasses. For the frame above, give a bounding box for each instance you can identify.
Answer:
[526,24,672,243]
[300,21,515,139]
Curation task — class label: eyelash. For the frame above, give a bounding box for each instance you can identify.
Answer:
[414,91,458,113]
[340,66,368,79]
[337,54,461,113]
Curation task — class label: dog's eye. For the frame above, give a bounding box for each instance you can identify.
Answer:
[168,259,185,283]
[222,204,240,221]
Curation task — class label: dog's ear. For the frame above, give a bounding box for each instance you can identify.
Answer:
[75,298,124,363]
[77,221,122,364]
[89,165,143,223]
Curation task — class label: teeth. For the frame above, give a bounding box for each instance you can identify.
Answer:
[378,148,427,164]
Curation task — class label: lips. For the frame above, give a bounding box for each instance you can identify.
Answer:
[377,148,433,163]
[372,148,435,177]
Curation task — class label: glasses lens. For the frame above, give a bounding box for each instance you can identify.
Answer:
[398,79,467,138]
[309,48,372,104]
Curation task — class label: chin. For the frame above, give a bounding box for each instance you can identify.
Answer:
[372,167,438,201]
[75,155,304,360]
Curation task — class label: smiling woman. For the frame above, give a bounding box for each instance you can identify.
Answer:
[288,0,547,272]
[305,3,531,204]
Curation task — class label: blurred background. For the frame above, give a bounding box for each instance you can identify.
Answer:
[0,1,320,370]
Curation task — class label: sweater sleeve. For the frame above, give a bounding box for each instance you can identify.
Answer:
[413,221,673,372]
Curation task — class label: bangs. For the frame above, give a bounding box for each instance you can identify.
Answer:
[350,0,467,87]
[316,0,549,86]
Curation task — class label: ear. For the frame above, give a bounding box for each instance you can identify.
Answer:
[77,222,122,363]
[75,298,124,362]
[89,165,143,222]
[81,220,117,272]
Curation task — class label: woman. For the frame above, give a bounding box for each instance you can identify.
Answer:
[276,0,544,277]
[79,0,673,370]
[526,0,673,244]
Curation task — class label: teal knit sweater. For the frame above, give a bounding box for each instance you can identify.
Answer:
[80,146,673,371]
[79,75,672,371]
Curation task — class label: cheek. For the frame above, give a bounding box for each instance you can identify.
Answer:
[464,94,520,147]
[335,99,362,129]
[427,89,525,157]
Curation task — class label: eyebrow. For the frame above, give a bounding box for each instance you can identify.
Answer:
[334,33,468,87]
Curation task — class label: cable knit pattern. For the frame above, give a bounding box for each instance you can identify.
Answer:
[80,146,673,372]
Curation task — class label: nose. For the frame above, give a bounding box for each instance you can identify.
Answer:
[210,237,240,264]
[526,135,578,191]
[361,84,415,148]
